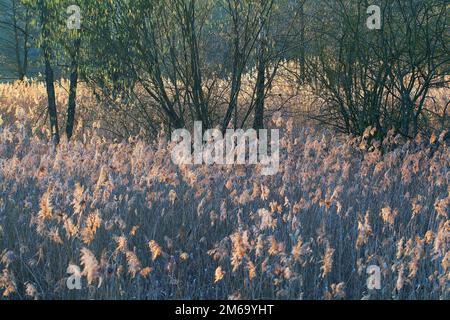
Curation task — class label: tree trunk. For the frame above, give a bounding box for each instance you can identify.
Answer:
[299,1,306,83]
[22,8,30,79]
[253,53,266,130]
[253,15,267,131]
[11,0,24,80]
[44,52,59,144]
[40,0,60,144]
[66,38,81,140]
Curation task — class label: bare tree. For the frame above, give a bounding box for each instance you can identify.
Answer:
[38,0,59,144]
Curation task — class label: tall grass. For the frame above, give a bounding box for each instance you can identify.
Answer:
[0,81,448,300]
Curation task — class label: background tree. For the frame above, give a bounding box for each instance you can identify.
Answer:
[0,0,32,80]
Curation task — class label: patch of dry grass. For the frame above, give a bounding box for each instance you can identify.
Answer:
[0,81,448,300]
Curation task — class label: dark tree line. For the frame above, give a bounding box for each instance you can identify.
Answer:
[0,0,448,144]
